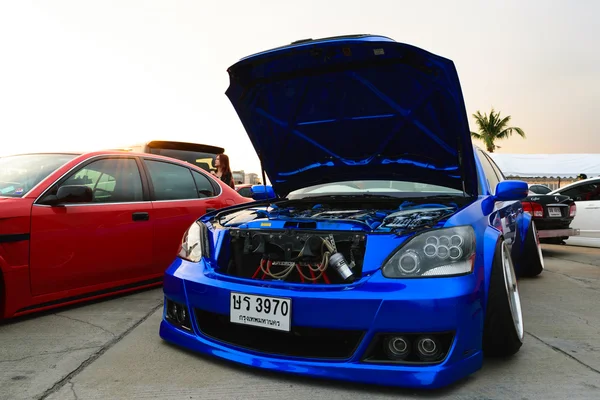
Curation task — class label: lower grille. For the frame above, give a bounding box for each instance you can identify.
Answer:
[194,309,364,359]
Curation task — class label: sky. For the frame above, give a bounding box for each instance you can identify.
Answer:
[1,0,599,175]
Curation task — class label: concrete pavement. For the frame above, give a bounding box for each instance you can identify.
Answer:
[1,245,599,399]
[0,288,163,400]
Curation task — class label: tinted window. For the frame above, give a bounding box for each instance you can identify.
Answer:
[148,148,217,173]
[191,170,216,198]
[238,187,253,197]
[560,183,600,201]
[145,160,198,200]
[60,158,143,203]
[529,185,551,194]
[475,150,500,194]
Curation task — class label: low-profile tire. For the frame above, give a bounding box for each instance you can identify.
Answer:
[520,221,545,277]
[483,240,524,357]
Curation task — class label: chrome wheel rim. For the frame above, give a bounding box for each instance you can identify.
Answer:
[532,222,545,270]
[501,242,524,341]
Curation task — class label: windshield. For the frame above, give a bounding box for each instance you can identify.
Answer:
[529,185,551,194]
[287,180,464,198]
[0,154,77,197]
[148,148,217,172]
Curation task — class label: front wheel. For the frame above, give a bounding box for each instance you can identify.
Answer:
[483,240,524,357]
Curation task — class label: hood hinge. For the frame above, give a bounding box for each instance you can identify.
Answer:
[457,138,467,196]
[258,150,269,193]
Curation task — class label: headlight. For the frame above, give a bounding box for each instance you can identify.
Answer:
[382,226,475,278]
[178,221,209,262]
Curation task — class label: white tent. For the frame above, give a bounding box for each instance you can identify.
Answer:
[488,153,600,178]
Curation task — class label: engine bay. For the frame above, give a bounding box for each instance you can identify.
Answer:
[212,197,466,284]
[217,199,460,232]
[221,230,365,284]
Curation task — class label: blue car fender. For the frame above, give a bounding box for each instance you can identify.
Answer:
[508,209,532,275]
[444,198,502,317]
[481,226,503,312]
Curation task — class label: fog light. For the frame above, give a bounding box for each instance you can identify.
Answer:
[415,336,442,361]
[166,299,192,331]
[384,336,410,360]
[176,306,187,324]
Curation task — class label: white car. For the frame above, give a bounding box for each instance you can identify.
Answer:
[550,177,600,247]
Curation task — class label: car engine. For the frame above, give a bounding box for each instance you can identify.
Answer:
[223,230,365,284]
[214,200,459,284]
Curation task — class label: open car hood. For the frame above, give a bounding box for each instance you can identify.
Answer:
[225,34,478,197]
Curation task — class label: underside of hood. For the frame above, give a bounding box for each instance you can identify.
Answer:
[225,34,478,197]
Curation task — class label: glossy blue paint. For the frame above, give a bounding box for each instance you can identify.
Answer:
[159,144,531,388]
[160,36,534,390]
[225,35,478,197]
[160,320,483,389]
[512,209,533,275]
[161,257,485,389]
[250,184,276,200]
[494,180,529,202]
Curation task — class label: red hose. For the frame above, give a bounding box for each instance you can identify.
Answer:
[296,263,305,283]
[251,259,264,279]
[308,264,316,283]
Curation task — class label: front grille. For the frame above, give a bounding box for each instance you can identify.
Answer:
[194,309,365,359]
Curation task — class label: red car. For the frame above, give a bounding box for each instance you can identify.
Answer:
[235,184,254,197]
[0,151,251,319]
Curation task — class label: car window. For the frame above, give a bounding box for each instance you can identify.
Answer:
[60,158,143,203]
[147,148,217,173]
[0,153,77,197]
[560,183,600,201]
[145,160,198,201]
[238,187,253,197]
[191,170,217,198]
[475,150,500,194]
[529,185,551,194]
[485,154,505,182]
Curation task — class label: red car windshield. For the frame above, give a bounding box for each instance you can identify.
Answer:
[0,153,77,197]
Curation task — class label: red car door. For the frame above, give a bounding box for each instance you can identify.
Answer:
[142,158,227,271]
[29,156,154,296]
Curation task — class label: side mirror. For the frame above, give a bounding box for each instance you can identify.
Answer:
[250,185,276,201]
[42,185,93,205]
[494,180,529,201]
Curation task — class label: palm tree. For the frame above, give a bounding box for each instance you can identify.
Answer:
[470,108,526,152]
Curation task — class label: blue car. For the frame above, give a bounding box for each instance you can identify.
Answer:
[159,34,544,389]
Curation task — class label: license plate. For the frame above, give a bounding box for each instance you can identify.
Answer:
[230,292,291,332]
[548,207,562,217]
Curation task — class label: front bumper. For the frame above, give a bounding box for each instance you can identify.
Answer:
[159,258,485,389]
